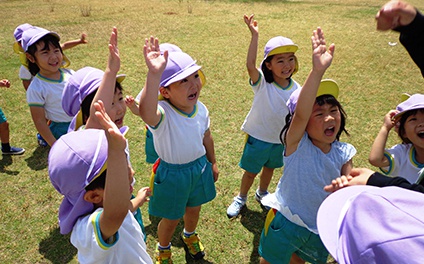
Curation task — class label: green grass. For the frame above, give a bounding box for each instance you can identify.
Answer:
[1,0,424,263]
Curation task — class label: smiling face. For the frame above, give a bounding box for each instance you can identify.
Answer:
[400,110,424,148]
[265,52,296,87]
[160,71,202,114]
[110,87,127,128]
[31,41,63,79]
[306,102,342,153]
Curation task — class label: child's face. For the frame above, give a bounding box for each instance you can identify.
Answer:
[111,88,127,128]
[163,71,202,113]
[32,42,63,78]
[265,53,296,81]
[306,102,341,149]
[402,111,424,148]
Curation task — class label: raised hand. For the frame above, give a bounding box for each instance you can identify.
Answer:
[143,36,168,75]
[244,14,258,35]
[108,27,120,74]
[311,27,335,74]
[94,100,126,150]
[0,79,11,88]
[376,0,417,31]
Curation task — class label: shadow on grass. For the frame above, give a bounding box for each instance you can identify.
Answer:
[145,215,215,263]
[239,206,268,264]
[39,227,77,264]
[0,155,19,175]
[25,146,49,171]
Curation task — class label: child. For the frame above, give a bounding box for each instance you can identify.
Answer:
[226,14,301,218]
[13,23,87,90]
[369,94,424,183]
[23,26,75,147]
[48,101,152,263]
[139,37,218,263]
[127,43,184,164]
[0,79,25,155]
[258,27,356,264]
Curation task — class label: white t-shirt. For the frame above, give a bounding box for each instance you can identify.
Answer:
[19,65,32,80]
[381,143,424,183]
[150,100,209,164]
[241,72,300,144]
[26,69,74,123]
[71,208,153,264]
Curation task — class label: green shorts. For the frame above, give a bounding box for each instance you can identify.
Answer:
[259,209,328,264]
[145,127,159,164]
[148,155,216,220]
[0,108,6,124]
[50,121,71,139]
[239,135,284,174]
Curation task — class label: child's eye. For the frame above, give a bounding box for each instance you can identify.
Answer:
[181,78,188,83]
[195,74,199,78]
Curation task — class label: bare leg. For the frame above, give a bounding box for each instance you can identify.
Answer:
[258,166,274,192]
[0,121,10,144]
[290,253,305,264]
[239,170,258,196]
[157,218,179,247]
[183,206,201,232]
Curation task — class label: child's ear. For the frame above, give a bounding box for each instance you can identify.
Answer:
[84,189,104,204]
[264,61,272,71]
[159,87,170,99]
[26,53,35,63]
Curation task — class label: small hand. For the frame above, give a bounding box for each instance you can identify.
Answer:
[376,0,417,31]
[136,187,152,206]
[143,36,168,75]
[125,95,136,107]
[107,27,120,74]
[0,79,11,88]
[243,14,258,35]
[212,163,219,182]
[79,33,88,44]
[311,27,335,73]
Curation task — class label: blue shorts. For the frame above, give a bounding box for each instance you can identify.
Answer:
[259,209,328,264]
[148,155,216,220]
[50,121,70,139]
[0,108,6,124]
[239,135,284,174]
[145,127,159,164]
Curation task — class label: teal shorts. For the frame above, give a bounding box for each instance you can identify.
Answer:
[259,209,328,264]
[145,127,159,164]
[148,155,216,220]
[0,108,6,124]
[239,135,284,174]
[50,121,71,139]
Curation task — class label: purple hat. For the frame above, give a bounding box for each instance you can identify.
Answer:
[13,23,33,53]
[160,52,206,88]
[160,43,182,54]
[21,26,60,52]
[49,127,128,234]
[62,66,126,131]
[287,79,339,114]
[261,36,299,75]
[317,185,424,264]
[394,93,424,119]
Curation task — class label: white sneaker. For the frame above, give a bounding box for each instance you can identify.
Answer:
[226,197,246,218]
[255,190,270,211]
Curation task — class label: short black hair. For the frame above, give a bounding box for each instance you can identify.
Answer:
[26,34,63,76]
[85,169,107,191]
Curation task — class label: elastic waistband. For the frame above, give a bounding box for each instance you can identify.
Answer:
[159,155,206,169]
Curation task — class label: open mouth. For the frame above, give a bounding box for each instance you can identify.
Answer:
[188,92,197,100]
[418,131,424,138]
[114,117,123,127]
[325,126,335,136]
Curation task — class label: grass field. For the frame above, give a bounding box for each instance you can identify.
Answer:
[1,0,424,263]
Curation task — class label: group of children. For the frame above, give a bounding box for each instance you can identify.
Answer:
[6,0,424,263]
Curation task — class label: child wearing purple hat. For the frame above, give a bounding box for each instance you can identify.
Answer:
[369,93,424,184]
[139,37,218,263]
[258,28,356,264]
[49,102,152,263]
[23,26,75,147]
[226,15,302,218]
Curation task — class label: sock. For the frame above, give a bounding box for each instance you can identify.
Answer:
[257,189,268,196]
[158,243,171,250]
[237,194,247,201]
[183,229,195,237]
[1,143,10,152]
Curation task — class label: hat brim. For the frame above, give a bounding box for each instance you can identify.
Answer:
[267,45,298,57]
[161,63,202,88]
[317,185,377,259]
[317,79,339,99]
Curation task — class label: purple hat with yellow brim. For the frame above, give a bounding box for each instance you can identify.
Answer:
[49,127,128,234]
[260,36,299,75]
[13,23,33,54]
[159,51,206,88]
[62,66,126,131]
[393,93,424,120]
[317,185,424,264]
[287,79,339,114]
[21,26,71,68]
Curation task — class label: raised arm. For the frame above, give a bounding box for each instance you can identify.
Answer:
[369,110,398,167]
[139,36,168,127]
[61,33,88,50]
[86,27,119,129]
[285,27,335,155]
[244,14,260,84]
[94,100,129,241]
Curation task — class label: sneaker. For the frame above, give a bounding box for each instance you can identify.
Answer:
[255,190,270,211]
[226,196,246,218]
[181,232,205,260]
[2,146,25,155]
[155,248,172,264]
[37,133,48,147]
